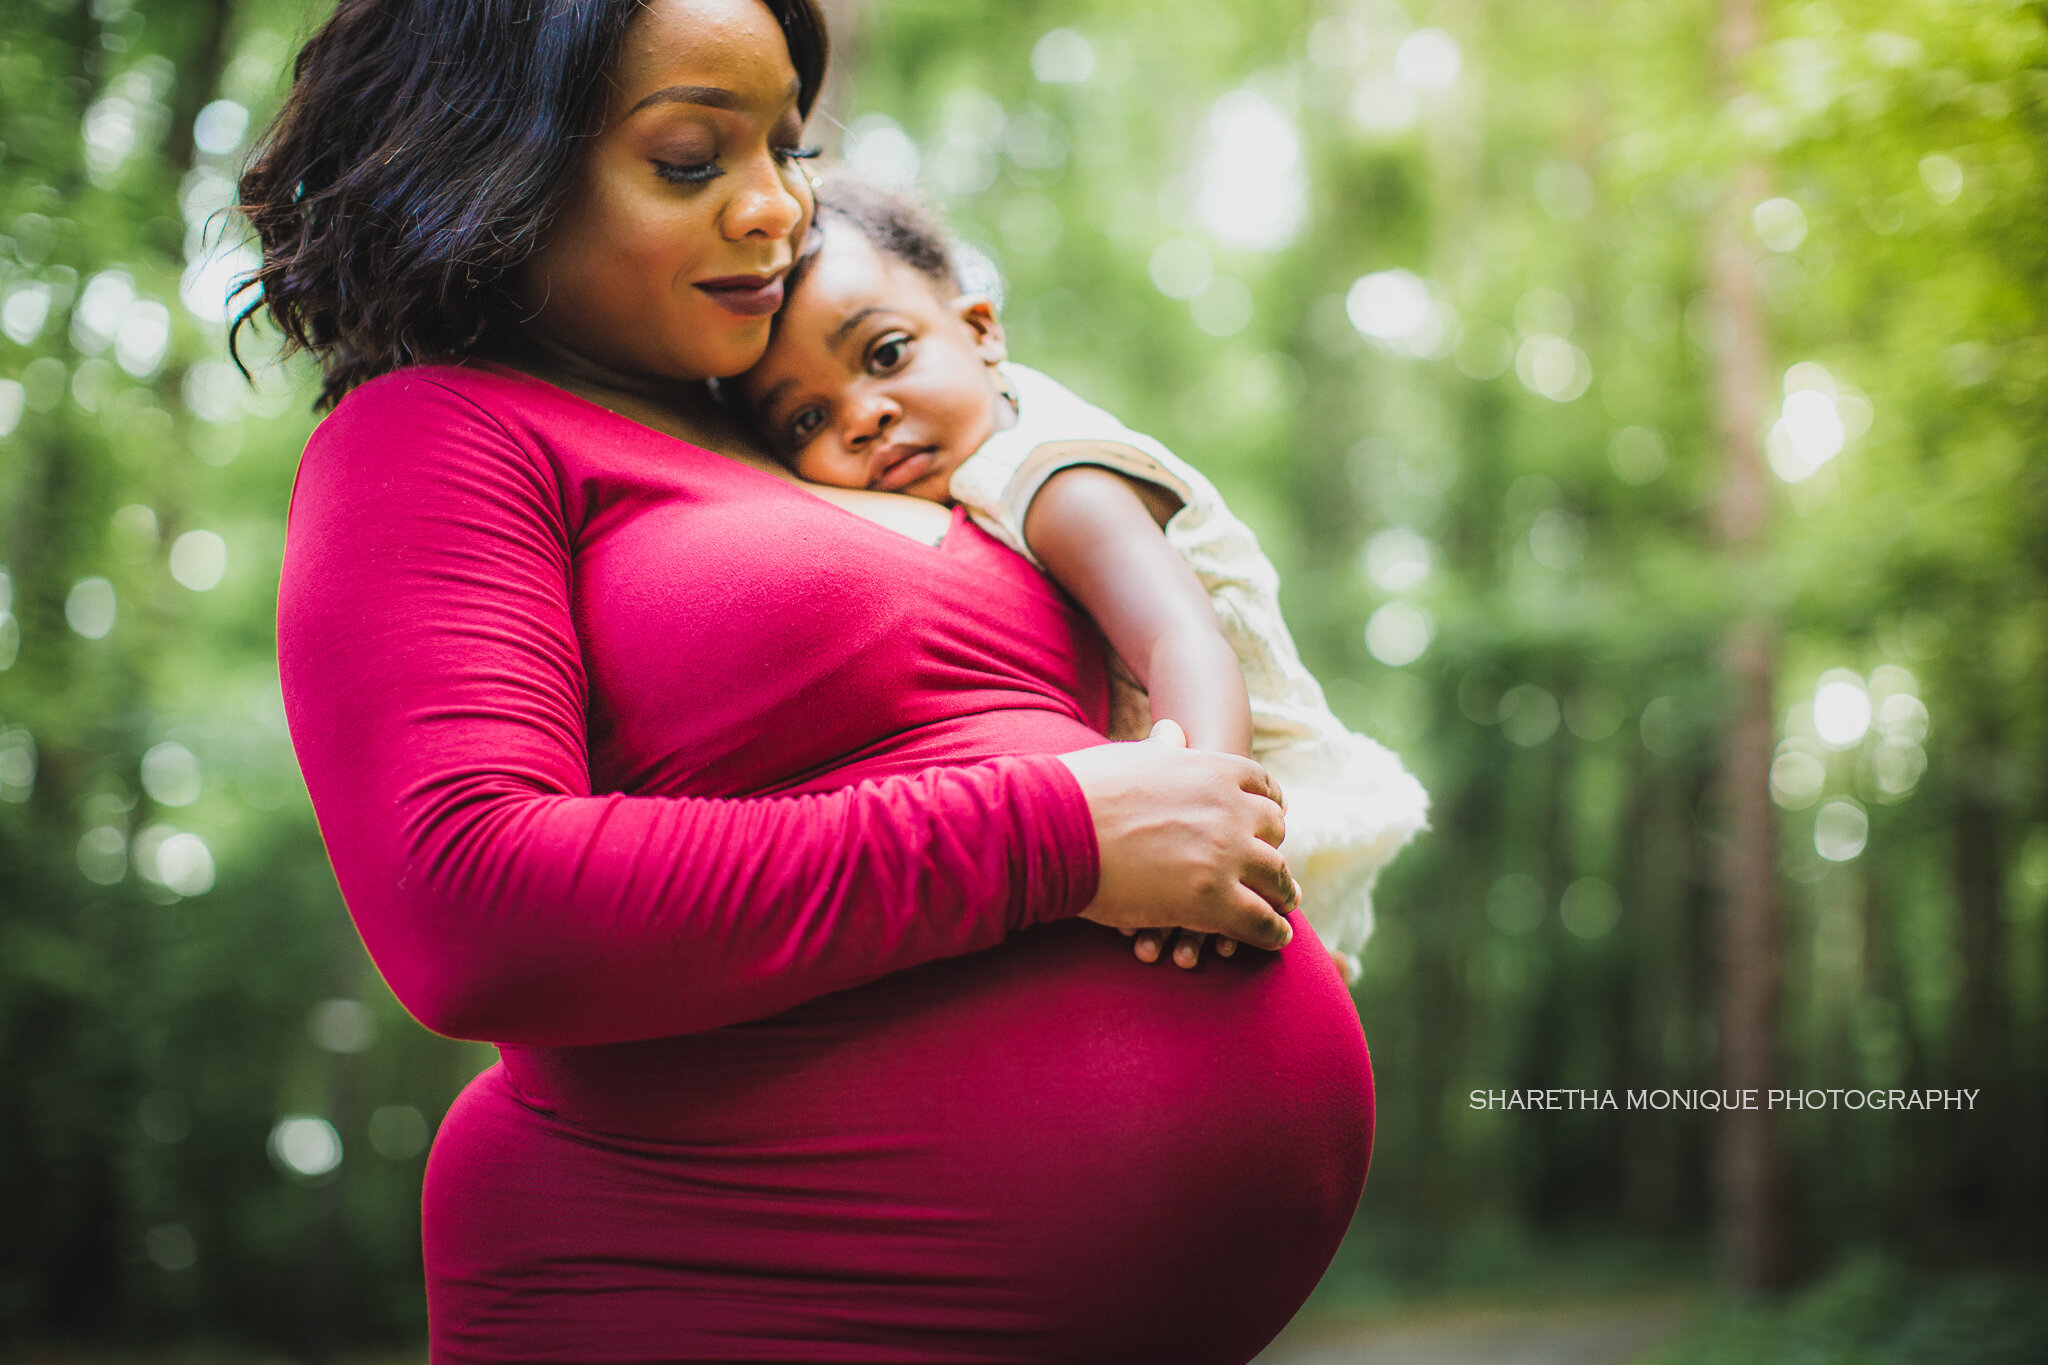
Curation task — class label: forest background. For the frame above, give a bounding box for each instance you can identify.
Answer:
[1,0,2044,1357]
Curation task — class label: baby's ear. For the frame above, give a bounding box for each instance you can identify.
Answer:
[957,295,1008,363]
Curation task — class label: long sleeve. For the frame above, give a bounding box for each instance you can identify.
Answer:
[277,372,1099,1046]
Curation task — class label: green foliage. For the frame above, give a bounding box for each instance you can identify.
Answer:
[1,0,2044,1350]
[0,0,485,1349]
[1651,1257,2048,1365]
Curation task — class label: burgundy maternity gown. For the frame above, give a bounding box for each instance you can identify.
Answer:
[277,362,1374,1364]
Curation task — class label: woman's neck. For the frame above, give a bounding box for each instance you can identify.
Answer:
[479,329,782,473]
[477,328,955,547]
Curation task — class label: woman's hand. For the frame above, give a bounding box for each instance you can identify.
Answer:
[1058,720,1297,964]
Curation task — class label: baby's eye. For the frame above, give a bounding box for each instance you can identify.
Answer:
[787,405,826,446]
[869,332,913,373]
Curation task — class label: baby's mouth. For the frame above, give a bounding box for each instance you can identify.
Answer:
[871,444,940,493]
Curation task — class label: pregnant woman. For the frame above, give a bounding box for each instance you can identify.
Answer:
[251,0,1373,1359]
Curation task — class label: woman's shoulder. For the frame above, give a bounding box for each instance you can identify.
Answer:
[320,360,566,439]
[294,361,751,543]
[295,362,589,535]
[308,360,614,481]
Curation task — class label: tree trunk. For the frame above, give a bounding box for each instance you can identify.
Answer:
[1710,0,1788,1296]
[1949,772,2005,1222]
[1716,621,1785,1291]
[164,0,240,170]
[813,0,864,151]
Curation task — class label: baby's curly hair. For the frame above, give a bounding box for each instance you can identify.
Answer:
[792,174,959,298]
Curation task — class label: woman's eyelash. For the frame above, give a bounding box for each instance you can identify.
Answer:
[655,160,722,186]
[656,146,819,186]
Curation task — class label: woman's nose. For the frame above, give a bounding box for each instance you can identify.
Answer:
[721,154,808,242]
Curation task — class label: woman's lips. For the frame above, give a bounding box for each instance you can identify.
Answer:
[872,446,938,492]
[695,273,785,318]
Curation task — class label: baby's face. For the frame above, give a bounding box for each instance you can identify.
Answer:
[738,228,1009,501]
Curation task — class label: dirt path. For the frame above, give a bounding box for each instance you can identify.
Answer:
[8,1296,1692,1365]
[1253,1294,1693,1365]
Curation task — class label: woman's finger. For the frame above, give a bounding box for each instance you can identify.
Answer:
[1249,792,1286,849]
[1146,718,1189,748]
[1221,757,1287,847]
[1227,755,1281,804]
[1215,936,1238,957]
[1222,886,1293,951]
[1172,931,1209,969]
[1240,839,1296,914]
[1132,928,1166,963]
[1275,860,1301,911]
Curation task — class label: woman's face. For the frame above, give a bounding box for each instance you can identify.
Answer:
[511,0,817,387]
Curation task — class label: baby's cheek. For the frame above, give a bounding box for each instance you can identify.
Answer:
[794,446,860,489]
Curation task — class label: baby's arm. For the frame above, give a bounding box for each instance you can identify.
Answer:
[1023,464,1253,759]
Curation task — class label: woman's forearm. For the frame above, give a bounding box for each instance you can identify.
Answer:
[299,758,1097,1044]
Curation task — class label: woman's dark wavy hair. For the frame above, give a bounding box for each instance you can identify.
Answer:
[234,0,829,410]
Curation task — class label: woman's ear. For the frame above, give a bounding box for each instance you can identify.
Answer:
[957,295,1008,364]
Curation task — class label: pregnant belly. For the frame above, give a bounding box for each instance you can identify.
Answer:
[426,917,1373,1364]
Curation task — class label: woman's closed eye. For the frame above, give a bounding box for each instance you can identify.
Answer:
[655,158,723,185]
[867,331,913,373]
[654,143,822,187]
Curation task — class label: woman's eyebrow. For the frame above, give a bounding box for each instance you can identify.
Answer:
[627,77,804,118]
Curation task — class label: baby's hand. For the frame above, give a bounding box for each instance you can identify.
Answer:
[1124,927,1247,968]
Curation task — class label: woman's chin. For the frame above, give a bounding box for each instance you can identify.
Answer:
[693,319,777,381]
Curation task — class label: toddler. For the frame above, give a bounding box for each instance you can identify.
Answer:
[736,178,1427,980]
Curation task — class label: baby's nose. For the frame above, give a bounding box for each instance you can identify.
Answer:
[851,400,899,444]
